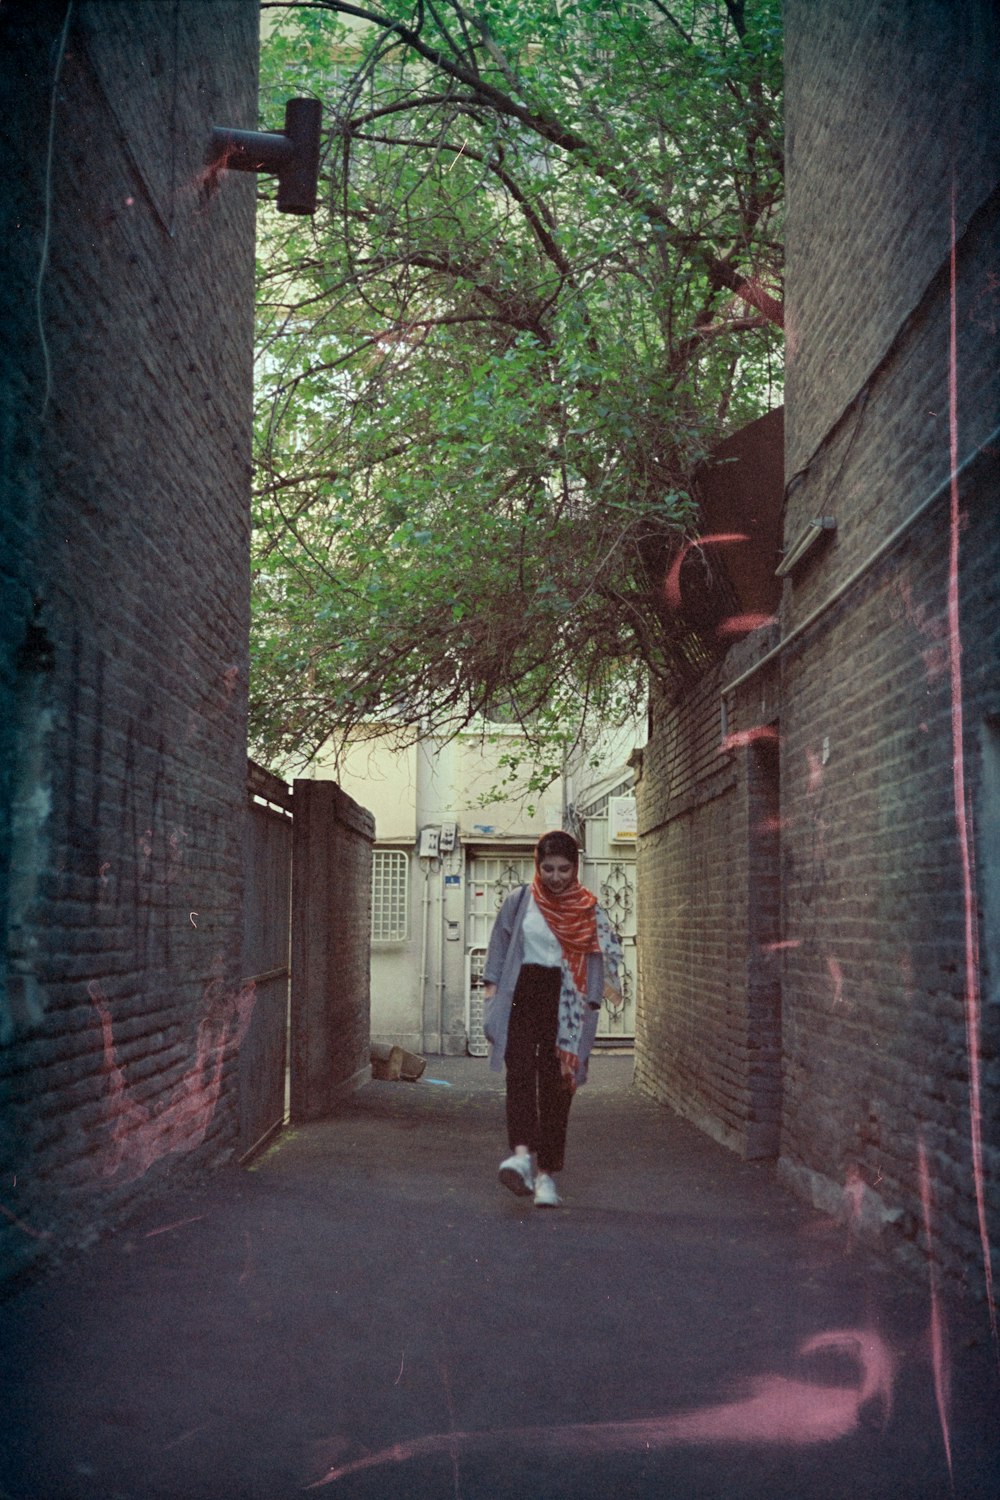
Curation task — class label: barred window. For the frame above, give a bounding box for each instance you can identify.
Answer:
[371,849,409,942]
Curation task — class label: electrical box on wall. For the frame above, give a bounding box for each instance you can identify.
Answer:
[418,827,440,858]
[439,822,458,853]
[608,796,637,844]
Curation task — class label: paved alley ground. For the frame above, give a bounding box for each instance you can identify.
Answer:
[1,1055,997,1499]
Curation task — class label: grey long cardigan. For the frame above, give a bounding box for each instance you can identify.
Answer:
[482,885,607,1085]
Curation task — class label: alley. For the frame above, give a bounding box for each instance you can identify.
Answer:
[1,1056,997,1500]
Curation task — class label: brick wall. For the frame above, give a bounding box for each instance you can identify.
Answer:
[637,0,1000,1297]
[635,632,782,1159]
[290,780,375,1121]
[0,0,259,1287]
[777,0,1000,1295]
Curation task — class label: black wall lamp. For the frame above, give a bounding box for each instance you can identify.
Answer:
[207,97,322,215]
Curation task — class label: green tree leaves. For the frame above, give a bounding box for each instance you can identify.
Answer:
[251,0,783,768]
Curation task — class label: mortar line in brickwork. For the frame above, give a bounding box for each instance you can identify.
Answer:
[720,418,1000,705]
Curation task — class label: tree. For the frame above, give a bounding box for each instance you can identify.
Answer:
[250,0,783,776]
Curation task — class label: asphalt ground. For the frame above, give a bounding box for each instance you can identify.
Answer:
[1,1055,997,1499]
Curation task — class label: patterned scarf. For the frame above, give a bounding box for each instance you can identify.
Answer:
[531,870,599,996]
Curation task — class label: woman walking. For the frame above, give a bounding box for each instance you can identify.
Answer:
[482,831,622,1207]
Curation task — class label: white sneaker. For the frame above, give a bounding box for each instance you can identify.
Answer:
[533,1172,561,1208]
[498,1153,534,1196]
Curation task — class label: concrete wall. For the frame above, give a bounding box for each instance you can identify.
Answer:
[0,0,259,1286]
[636,0,1000,1296]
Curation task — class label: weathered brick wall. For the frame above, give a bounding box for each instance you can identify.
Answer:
[637,0,999,1298]
[635,632,782,1159]
[290,780,375,1121]
[0,0,259,1286]
[777,0,1000,1295]
[783,0,1000,481]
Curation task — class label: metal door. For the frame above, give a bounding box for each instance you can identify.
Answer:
[464,848,635,1049]
[581,852,637,1042]
[465,852,534,1055]
[240,763,292,1159]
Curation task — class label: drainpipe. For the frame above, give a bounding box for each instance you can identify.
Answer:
[419,861,431,1051]
[436,870,446,1054]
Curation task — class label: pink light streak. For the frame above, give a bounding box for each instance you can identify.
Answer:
[805,749,823,795]
[662,533,750,611]
[918,1133,953,1482]
[305,1329,894,1489]
[842,1164,865,1244]
[143,1215,207,1240]
[734,274,785,329]
[0,1201,52,1242]
[88,969,256,1183]
[826,955,844,1007]
[947,180,995,1343]
[721,724,780,752]
[716,613,777,638]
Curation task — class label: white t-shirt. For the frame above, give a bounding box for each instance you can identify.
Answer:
[521,892,563,968]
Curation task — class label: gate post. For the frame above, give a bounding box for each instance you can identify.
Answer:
[290,779,375,1120]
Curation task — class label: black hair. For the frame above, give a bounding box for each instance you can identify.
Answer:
[535,830,580,865]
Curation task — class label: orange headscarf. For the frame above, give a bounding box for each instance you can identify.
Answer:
[531,841,599,995]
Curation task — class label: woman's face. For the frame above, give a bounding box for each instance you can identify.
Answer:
[538,855,576,894]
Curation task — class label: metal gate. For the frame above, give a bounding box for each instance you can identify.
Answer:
[465,852,535,1055]
[580,855,637,1042]
[464,848,635,1050]
[240,762,292,1159]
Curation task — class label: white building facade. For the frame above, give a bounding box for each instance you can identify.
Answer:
[307,724,638,1056]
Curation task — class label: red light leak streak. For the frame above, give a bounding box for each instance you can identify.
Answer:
[161,1422,212,1453]
[0,1201,52,1242]
[761,939,801,952]
[716,613,777,638]
[662,533,750,610]
[735,275,785,329]
[195,140,240,209]
[88,973,256,1183]
[721,724,780,752]
[918,1134,953,1484]
[805,749,823,795]
[143,1215,206,1240]
[842,1164,864,1245]
[826,955,844,1008]
[947,182,995,1344]
[305,1329,893,1489]
[437,1359,462,1499]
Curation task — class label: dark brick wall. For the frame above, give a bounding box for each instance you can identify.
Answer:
[783,0,1000,480]
[637,0,1000,1296]
[635,636,782,1160]
[778,0,1000,1298]
[0,0,259,1286]
[290,781,374,1121]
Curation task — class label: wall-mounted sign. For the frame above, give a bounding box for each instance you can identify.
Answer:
[608,796,637,844]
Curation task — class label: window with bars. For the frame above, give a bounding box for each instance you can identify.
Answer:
[371,849,409,942]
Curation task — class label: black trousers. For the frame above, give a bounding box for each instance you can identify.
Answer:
[504,964,573,1173]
